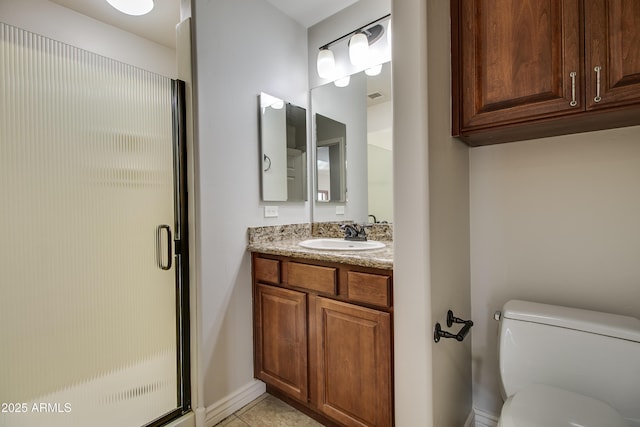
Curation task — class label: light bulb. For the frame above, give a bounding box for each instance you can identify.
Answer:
[349,33,369,67]
[387,20,392,45]
[317,49,336,79]
[260,93,284,109]
[334,76,351,88]
[365,64,383,76]
[106,0,154,16]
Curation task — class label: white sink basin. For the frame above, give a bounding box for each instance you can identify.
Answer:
[298,238,385,251]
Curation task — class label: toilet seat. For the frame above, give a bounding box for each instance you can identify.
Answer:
[498,384,628,427]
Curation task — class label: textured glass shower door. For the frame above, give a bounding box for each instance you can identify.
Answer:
[0,23,187,427]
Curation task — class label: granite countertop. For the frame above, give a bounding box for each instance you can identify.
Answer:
[247,223,393,270]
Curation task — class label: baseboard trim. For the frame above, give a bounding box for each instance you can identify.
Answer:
[474,407,499,427]
[205,379,266,426]
[463,409,474,427]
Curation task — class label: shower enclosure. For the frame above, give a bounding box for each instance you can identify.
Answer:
[0,23,190,427]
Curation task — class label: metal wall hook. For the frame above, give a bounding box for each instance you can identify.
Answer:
[447,310,469,327]
[434,310,473,343]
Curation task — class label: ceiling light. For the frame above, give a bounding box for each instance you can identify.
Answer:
[317,49,336,79]
[365,64,383,76]
[349,32,369,67]
[334,76,350,88]
[106,0,154,16]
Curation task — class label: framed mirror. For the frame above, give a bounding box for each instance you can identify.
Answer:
[259,92,307,202]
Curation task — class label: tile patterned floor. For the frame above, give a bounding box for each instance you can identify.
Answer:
[215,393,323,427]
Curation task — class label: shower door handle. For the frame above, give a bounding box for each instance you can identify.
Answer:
[156,225,173,270]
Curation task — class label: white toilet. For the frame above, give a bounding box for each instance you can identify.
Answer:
[496,300,640,427]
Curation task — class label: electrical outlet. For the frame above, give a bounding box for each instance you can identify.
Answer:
[336,206,345,215]
[264,206,278,218]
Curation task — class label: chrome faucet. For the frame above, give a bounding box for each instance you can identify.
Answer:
[340,223,369,241]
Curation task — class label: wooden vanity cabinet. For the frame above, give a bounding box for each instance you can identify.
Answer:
[252,253,393,427]
[254,283,308,401]
[451,0,640,146]
[315,297,392,427]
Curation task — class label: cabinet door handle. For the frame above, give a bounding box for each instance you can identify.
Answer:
[569,72,578,107]
[594,66,602,103]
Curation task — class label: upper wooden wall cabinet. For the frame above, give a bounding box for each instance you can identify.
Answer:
[451,0,640,146]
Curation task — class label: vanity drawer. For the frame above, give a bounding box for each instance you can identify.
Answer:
[347,271,391,308]
[254,257,281,284]
[287,262,337,295]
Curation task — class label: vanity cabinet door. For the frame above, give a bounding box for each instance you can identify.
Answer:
[315,297,392,427]
[584,0,640,110]
[455,0,582,132]
[254,283,308,401]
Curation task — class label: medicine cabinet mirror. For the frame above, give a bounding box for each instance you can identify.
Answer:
[259,92,307,202]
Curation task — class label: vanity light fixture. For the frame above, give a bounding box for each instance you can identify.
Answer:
[106,0,154,16]
[316,14,390,79]
[317,48,336,79]
[365,64,383,76]
[349,32,369,67]
[387,20,392,44]
[334,76,351,88]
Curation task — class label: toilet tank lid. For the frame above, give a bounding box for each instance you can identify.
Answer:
[502,300,640,342]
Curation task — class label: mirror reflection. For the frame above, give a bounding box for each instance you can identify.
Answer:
[316,114,346,202]
[259,92,307,202]
[311,62,392,223]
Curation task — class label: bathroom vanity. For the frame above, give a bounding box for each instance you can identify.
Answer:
[248,225,393,427]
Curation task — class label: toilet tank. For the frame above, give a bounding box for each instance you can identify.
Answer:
[498,300,640,425]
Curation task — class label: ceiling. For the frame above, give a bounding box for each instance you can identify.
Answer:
[264,0,359,28]
[50,0,180,48]
[49,0,388,101]
[50,0,358,50]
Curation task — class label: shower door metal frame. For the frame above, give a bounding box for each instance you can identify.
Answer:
[147,79,191,427]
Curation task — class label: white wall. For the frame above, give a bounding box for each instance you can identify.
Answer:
[470,126,640,416]
[367,143,392,222]
[191,0,309,417]
[391,0,434,424]
[368,100,393,136]
[392,1,475,425]
[0,0,176,77]
[426,1,473,425]
[368,101,393,223]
